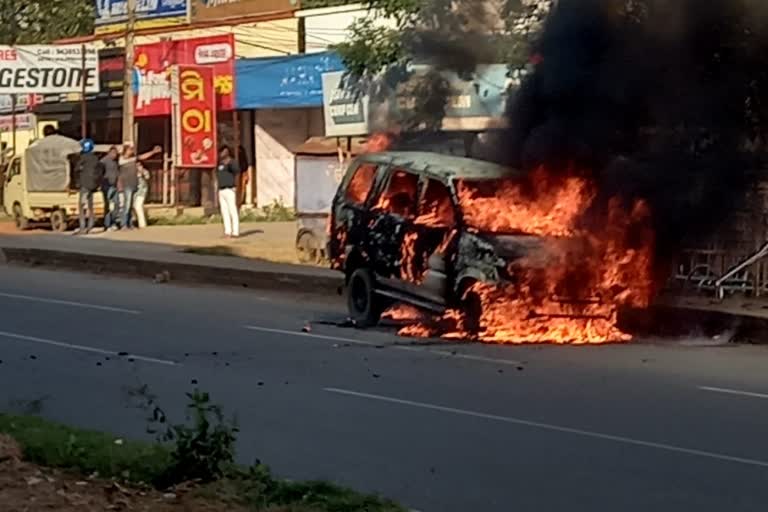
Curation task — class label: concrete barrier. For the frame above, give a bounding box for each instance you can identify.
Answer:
[0,247,342,296]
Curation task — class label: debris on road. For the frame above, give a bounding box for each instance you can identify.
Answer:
[153,270,172,284]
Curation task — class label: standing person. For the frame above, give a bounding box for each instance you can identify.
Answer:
[76,139,103,235]
[133,164,150,229]
[100,146,120,231]
[119,143,161,229]
[217,145,241,238]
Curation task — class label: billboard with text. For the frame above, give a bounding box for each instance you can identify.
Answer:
[94,0,189,34]
[0,45,99,95]
[134,35,235,117]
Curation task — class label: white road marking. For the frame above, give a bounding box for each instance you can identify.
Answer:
[699,386,768,400]
[245,326,384,347]
[244,325,524,366]
[0,330,177,366]
[0,291,140,315]
[325,387,768,469]
[394,344,525,367]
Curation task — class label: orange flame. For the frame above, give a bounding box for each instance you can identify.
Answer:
[457,167,592,236]
[383,304,424,322]
[365,132,393,153]
[400,231,422,283]
[401,167,654,345]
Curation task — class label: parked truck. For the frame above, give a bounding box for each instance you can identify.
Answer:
[3,135,107,231]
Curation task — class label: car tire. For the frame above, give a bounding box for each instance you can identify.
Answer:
[347,268,386,328]
[461,288,483,338]
[12,203,28,230]
[50,210,67,232]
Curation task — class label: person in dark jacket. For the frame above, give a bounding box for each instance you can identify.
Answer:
[76,139,103,235]
[101,146,120,231]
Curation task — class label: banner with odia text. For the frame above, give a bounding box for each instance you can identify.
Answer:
[171,65,217,168]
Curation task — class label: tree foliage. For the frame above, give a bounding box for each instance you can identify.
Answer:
[335,0,550,78]
[0,0,94,45]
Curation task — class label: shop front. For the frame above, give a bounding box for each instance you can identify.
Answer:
[32,47,124,142]
[36,35,241,207]
[131,34,238,207]
[235,51,345,208]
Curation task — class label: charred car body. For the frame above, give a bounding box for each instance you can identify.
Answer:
[328,151,551,327]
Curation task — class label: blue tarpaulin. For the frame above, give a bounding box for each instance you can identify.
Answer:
[235,51,345,110]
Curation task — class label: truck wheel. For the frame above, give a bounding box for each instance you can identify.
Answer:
[50,210,67,232]
[347,268,385,327]
[296,231,319,264]
[12,203,28,230]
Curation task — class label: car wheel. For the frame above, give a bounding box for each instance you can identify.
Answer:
[347,268,385,327]
[461,289,483,338]
[50,210,67,232]
[12,203,27,230]
[296,231,319,264]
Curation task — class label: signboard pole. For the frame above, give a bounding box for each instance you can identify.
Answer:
[163,118,170,205]
[170,66,179,206]
[122,0,137,144]
[10,95,15,154]
[233,110,241,206]
[81,44,87,140]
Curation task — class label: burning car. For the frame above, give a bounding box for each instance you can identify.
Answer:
[329,152,566,329]
[328,151,653,344]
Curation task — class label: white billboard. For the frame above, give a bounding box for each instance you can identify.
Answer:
[322,71,368,137]
[0,45,99,95]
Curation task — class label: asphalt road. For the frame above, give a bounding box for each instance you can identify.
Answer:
[0,265,767,512]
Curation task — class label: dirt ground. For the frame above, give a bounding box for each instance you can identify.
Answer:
[0,435,245,512]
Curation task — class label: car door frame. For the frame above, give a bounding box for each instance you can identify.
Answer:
[329,157,389,271]
[396,174,461,305]
[366,164,423,291]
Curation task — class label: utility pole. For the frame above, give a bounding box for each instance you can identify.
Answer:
[122,0,137,144]
[298,16,306,54]
[81,44,87,140]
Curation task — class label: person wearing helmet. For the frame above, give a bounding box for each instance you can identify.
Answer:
[76,138,104,235]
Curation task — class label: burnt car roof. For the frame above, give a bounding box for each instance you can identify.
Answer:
[359,151,520,181]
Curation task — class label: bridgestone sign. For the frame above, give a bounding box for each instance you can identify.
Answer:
[0,45,99,94]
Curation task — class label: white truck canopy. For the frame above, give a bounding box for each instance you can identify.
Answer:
[25,135,81,192]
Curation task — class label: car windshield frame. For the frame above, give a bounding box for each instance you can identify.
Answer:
[451,176,540,236]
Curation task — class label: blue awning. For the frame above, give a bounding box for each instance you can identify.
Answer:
[235,51,345,110]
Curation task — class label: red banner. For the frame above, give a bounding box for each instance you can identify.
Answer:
[134,34,235,117]
[172,65,218,168]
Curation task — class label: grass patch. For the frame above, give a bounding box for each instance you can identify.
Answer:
[0,389,405,512]
[0,414,171,485]
[150,201,296,226]
[149,214,215,226]
[203,470,405,512]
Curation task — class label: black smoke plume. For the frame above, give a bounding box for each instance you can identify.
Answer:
[505,0,768,268]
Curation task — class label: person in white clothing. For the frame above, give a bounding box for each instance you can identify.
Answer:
[133,165,150,228]
[217,145,241,238]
